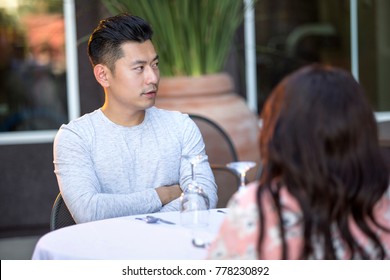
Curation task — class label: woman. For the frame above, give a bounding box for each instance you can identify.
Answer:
[208,64,390,259]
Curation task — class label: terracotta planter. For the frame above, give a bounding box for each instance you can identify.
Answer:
[155,73,261,182]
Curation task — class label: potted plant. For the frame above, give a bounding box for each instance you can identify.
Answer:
[101,0,260,172]
[102,0,244,77]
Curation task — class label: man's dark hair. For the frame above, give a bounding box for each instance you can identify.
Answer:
[87,13,153,71]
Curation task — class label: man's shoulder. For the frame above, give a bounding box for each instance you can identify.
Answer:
[55,109,102,142]
[62,109,101,130]
[148,106,190,122]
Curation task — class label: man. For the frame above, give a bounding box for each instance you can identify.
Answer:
[53,13,217,223]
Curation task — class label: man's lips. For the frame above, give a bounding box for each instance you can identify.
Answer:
[142,90,157,98]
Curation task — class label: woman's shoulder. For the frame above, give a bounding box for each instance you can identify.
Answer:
[230,181,259,205]
[227,181,260,213]
[375,185,390,217]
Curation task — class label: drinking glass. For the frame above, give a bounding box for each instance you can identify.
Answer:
[226,161,256,191]
[180,154,210,246]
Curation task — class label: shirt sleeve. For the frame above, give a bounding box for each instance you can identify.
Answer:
[53,125,162,224]
[159,197,181,212]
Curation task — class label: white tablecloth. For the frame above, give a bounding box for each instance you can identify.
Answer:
[32,208,227,260]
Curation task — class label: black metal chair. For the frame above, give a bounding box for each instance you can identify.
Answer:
[209,164,241,208]
[189,114,238,164]
[188,114,241,207]
[50,193,76,231]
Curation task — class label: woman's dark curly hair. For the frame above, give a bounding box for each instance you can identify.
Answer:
[257,64,389,259]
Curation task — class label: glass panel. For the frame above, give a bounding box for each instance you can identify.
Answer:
[359,0,390,112]
[254,0,389,113]
[0,0,68,132]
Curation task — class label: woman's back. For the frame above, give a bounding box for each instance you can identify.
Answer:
[208,182,390,259]
[208,64,390,259]
[208,182,390,260]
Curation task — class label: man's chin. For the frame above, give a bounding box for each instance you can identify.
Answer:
[144,99,156,109]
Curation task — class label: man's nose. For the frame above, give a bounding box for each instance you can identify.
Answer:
[145,66,159,84]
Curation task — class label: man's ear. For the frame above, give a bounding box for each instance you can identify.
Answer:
[93,64,110,87]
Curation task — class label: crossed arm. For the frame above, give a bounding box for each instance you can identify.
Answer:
[155,184,182,205]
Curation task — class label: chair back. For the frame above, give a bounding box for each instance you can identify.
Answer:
[50,193,76,231]
[189,114,240,207]
[210,165,241,208]
[189,114,238,164]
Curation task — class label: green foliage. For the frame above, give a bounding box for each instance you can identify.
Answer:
[101,0,246,77]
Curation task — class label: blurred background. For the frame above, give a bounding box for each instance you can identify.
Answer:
[1,0,389,258]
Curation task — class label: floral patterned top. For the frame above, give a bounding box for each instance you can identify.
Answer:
[207,182,390,259]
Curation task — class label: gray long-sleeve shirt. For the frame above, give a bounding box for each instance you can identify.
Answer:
[53,106,217,223]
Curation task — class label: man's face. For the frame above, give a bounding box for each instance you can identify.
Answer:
[104,40,160,113]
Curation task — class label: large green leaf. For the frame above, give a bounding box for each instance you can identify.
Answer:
[101,0,249,77]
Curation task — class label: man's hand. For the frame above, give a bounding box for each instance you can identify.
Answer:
[155,184,182,205]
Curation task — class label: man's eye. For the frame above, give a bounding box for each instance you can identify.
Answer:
[152,62,159,69]
[134,66,144,71]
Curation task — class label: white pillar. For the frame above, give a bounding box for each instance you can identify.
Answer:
[64,0,80,120]
[350,0,359,81]
[244,0,258,114]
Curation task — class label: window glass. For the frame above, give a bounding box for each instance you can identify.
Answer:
[359,0,390,111]
[0,0,68,132]
[254,0,389,113]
